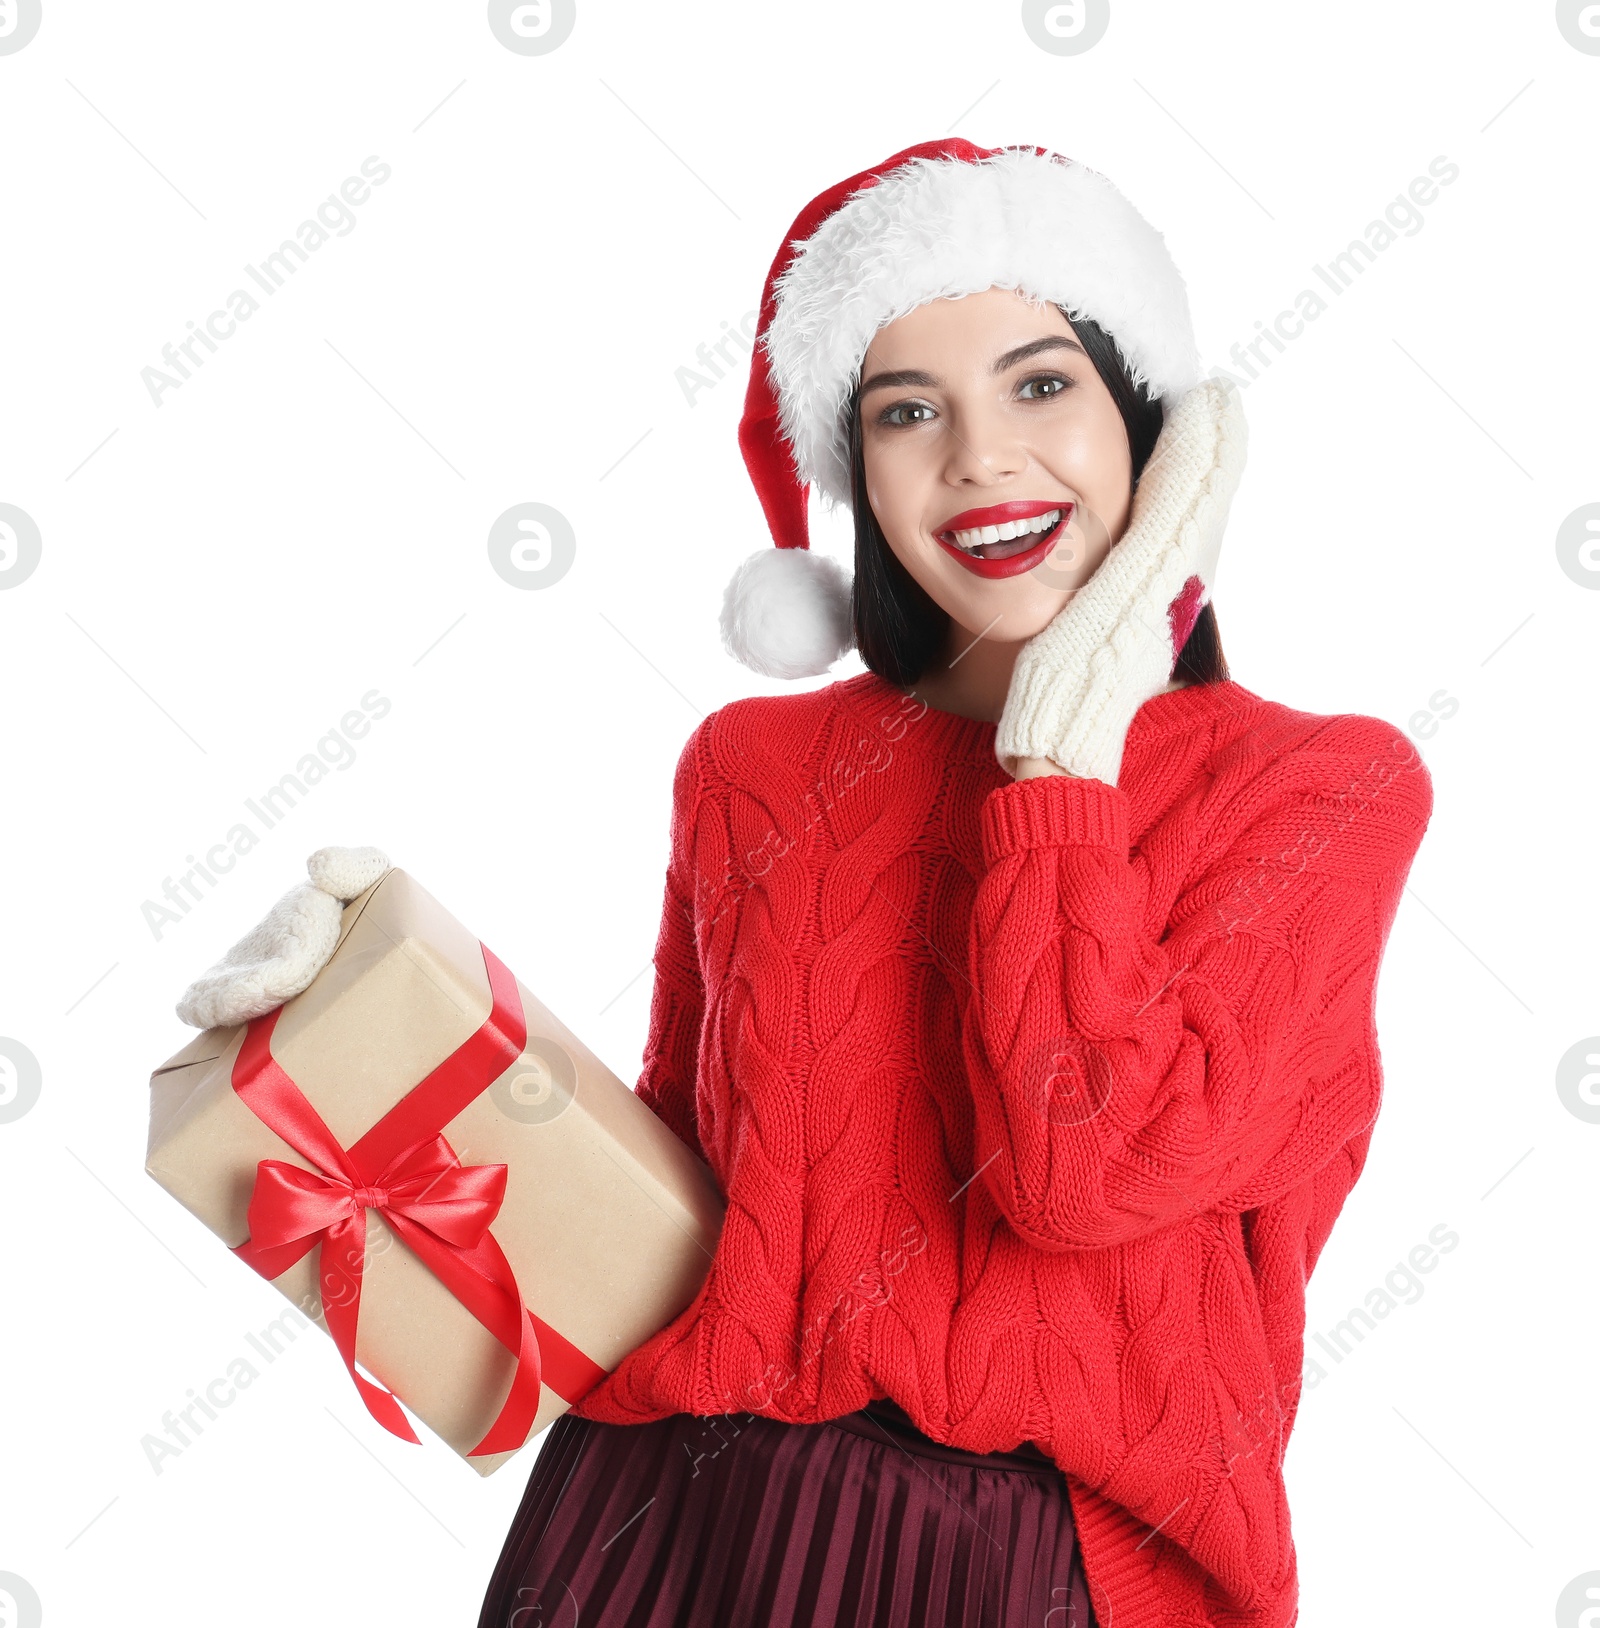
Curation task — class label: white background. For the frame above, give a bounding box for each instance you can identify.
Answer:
[1,2,1595,1624]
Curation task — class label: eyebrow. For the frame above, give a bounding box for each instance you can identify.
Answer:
[857,334,1087,398]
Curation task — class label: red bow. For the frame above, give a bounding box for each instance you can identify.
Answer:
[229,940,606,1456]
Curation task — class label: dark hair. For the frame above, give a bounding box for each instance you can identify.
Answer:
[845,306,1229,688]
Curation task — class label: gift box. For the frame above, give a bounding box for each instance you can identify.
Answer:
[146,867,725,1475]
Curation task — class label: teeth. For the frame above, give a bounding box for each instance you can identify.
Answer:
[947,509,1062,552]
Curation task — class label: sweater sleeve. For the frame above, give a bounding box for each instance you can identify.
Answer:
[962,720,1434,1251]
[631,723,709,1164]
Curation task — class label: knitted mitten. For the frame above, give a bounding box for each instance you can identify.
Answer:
[174,845,390,1029]
[994,377,1249,785]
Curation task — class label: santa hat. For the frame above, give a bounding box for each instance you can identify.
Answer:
[722,138,1204,680]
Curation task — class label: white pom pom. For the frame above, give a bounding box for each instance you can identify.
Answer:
[719,546,854,680]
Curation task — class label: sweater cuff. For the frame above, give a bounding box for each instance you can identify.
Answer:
[981,772,1129,864]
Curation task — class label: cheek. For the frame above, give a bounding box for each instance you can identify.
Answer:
[1037,421,1132,535]
[863,443,927,544]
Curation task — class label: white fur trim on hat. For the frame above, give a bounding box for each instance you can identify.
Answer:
[174,845,391,1029]
[719,545,853,680]
[765,148,1202,510]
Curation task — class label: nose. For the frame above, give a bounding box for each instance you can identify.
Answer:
[941,400,1026,487]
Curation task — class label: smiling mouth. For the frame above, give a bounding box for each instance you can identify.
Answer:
[934,505,1072,565]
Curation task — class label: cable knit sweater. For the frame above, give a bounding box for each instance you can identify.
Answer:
[567,669,1434,1628]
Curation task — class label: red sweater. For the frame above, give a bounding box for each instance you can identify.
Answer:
[569,669,1434,1628]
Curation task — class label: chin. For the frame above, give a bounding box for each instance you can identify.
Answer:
[943,580,1070,645]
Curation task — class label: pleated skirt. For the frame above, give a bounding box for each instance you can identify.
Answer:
[477,1397,1097,1627]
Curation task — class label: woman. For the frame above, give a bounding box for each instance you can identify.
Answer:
[182,140,1433,1626]
[476,139,1433,1627]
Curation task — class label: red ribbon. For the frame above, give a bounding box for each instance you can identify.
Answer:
[228,939,607,1456]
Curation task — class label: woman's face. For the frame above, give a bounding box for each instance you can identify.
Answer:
[858,286,1134,649]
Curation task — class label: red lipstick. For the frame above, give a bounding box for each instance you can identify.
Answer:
[933,500,1074,581]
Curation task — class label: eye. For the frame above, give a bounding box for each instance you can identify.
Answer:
[1018,372,1074,400]
[878,400,936,427]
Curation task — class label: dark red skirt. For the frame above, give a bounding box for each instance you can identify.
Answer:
[477,1398,1097,1627]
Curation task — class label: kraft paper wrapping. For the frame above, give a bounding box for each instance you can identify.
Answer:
[145,869,725,1476]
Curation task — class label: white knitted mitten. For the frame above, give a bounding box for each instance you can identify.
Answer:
[995,376,1249,785]
[174,845,391,1029]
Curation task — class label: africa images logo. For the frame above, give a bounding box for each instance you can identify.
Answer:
[0,0,42,54]
[139,158,392,407]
